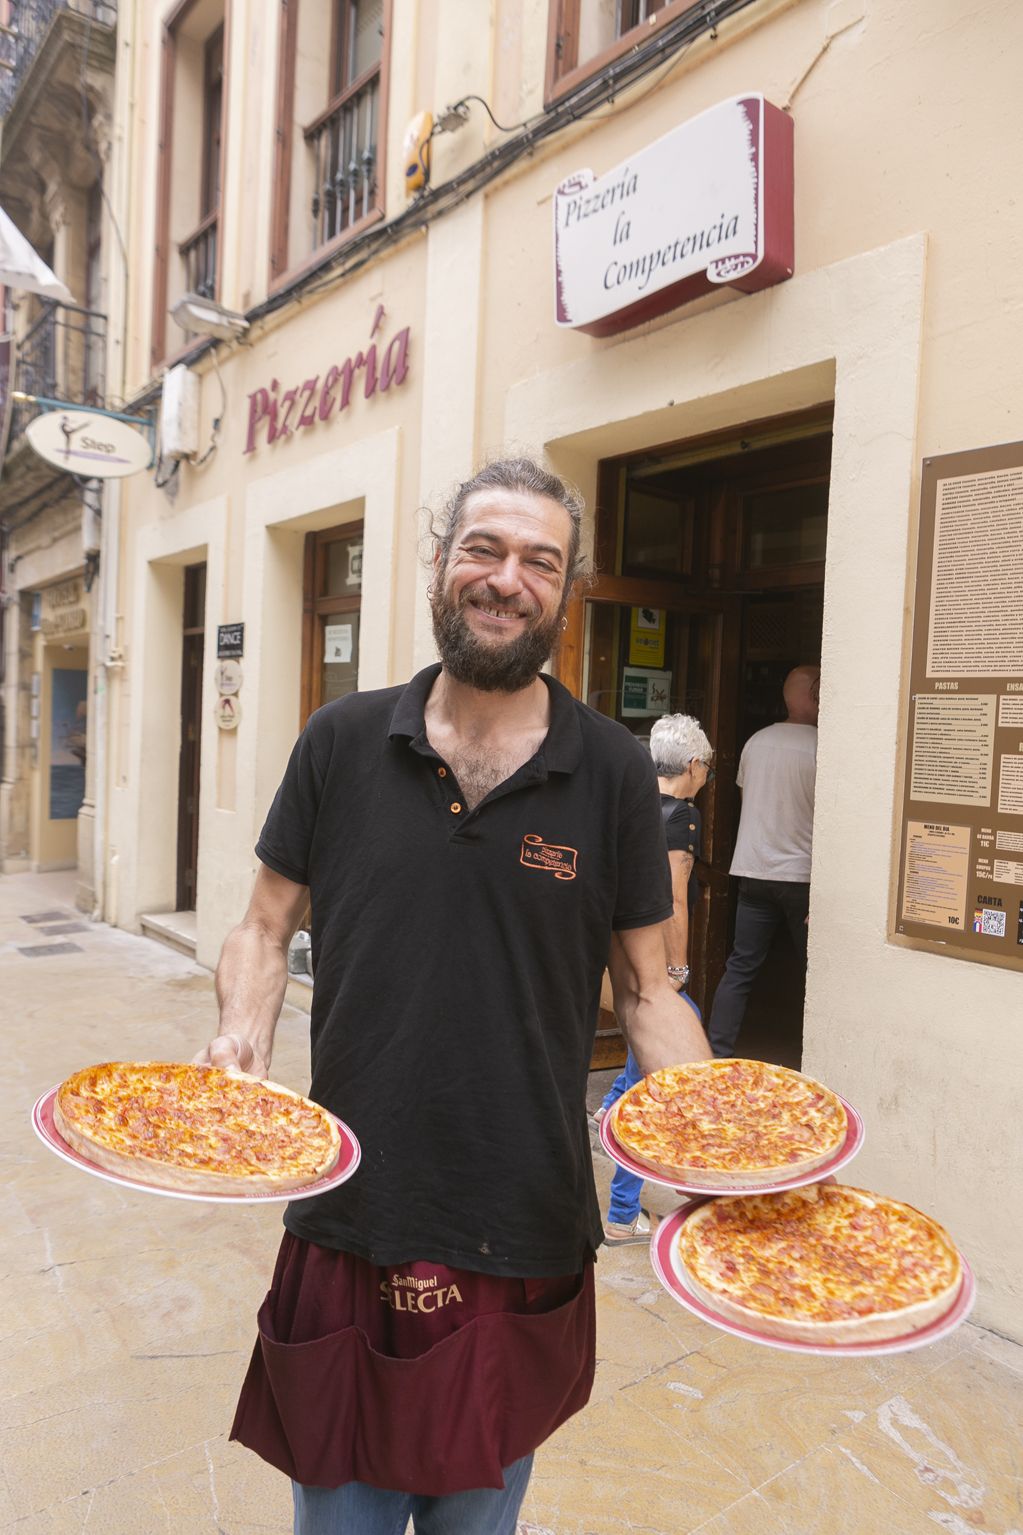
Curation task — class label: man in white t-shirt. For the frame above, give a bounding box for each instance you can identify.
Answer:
[707,665,820,1058]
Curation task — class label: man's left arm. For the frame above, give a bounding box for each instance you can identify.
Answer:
[608,922,711,1075]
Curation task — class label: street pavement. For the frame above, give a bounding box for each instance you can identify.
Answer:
[2,870,1020,1535]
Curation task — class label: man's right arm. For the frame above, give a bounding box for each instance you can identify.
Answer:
[193,864,310,1079]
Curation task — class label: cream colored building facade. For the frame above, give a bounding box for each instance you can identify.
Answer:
[0,3,118,908]
[103,0,1023,1337]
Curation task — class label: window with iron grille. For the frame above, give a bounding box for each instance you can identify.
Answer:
[270,0,389,284]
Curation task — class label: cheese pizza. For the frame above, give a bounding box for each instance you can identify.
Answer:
[609,1058,848,1187]
[53,1062,341,1194]
[676,1183,962,1344]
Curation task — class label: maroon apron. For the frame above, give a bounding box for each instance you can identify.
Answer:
[230,1234,596,1495]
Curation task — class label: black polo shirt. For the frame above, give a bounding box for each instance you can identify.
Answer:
[662,794,702,913]
[256,664,673,1276]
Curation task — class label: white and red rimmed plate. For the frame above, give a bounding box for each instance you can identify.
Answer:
[31,1085,361,1205]
[599,1096,864,1196]
[650,1200,976,1357]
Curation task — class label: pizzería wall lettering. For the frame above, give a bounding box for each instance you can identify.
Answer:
[244,304,411,454]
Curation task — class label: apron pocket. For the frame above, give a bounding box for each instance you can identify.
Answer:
[232,1269,595,1495]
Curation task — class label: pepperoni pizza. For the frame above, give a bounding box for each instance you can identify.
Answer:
[609,1058,848,1186]
[676,1183,962,1343]
[53,1061,341,1194]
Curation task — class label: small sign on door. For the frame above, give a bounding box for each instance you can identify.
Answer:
[622,667,673,717]
[324,623,353,664]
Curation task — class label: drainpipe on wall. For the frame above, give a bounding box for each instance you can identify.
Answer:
[91,475,119,922]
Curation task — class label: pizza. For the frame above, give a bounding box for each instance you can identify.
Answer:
[609,1058,847,1186]
[675,1183,962,1343]
[53,1062,341,1194]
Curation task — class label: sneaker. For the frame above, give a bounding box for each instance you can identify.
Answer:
[603,1210,652,1246]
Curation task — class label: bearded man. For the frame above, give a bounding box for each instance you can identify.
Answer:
[197,458,710,1535]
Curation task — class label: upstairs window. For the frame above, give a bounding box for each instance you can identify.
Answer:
[201,27,224,233]
[152,0,228,366]
[546,0,699,100]
[270,0,389,285]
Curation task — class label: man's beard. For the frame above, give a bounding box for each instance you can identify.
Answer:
[430,580,566,693]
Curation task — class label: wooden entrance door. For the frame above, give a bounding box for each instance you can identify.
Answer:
[300,523,363,725]
[295,523,364,958]
[176,562,206,911]
[555,415,832,1067]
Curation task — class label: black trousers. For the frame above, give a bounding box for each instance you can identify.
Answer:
[707,877,810,1058]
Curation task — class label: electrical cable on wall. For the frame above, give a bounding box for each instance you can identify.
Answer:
[124,0,757,416]
[189,350,226,469]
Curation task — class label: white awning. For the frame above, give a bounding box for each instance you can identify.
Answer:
[0,206,74,303]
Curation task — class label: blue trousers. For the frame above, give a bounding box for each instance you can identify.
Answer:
[707,878,809,1058]
[602,993,703,1225]
[293,1453,534,1534]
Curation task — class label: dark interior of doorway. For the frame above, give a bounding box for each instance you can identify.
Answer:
[176,562,206,912]
[583,417,831,1071]
[733,586,823,1069]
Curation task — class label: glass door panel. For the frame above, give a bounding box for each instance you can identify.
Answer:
[320,610,360,703]
[582,601,716,738]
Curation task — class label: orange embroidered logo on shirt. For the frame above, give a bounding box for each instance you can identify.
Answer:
[520,833,578,881]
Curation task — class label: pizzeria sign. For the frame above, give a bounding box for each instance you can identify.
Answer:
[554,94,794,337]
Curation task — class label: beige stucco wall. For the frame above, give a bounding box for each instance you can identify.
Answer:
[108,0,1023,1335]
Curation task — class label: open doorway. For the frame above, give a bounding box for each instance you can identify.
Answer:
[557,410,832,1069]
[176,562,206,912]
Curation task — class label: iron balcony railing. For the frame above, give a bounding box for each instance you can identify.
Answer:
[10,299,106,440]
[305,68,379,253]
[179,210,218,300]
[0,1,117,118]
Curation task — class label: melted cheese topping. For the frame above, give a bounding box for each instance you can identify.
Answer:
[612,1059,847,1177]
[56,1062,337,1183]
[678,1184,961,1323]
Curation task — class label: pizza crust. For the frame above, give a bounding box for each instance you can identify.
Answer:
[609,1059,848,1187]
[676,1186,962,1344]
[54,1063,341,1195]
[617,1132,839,1187]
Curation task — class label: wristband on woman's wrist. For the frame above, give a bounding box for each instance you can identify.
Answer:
[667,963,689,988]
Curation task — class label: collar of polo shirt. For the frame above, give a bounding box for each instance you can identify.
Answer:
[388,663,583,775]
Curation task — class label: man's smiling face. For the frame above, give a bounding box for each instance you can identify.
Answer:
[431,488,573,693]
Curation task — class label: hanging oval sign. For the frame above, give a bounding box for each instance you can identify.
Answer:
[25,409,152,478]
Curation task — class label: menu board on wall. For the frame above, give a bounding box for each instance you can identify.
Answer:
[894,440,1023,970]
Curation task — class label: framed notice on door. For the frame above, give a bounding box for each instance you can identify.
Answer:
[893,440,1023,971]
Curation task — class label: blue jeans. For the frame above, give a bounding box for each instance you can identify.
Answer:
[707,878,809,1058]
[602,994,703,1225]
[292,1453,534,1534]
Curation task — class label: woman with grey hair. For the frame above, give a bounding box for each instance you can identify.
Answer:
[598,713,715,1243]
